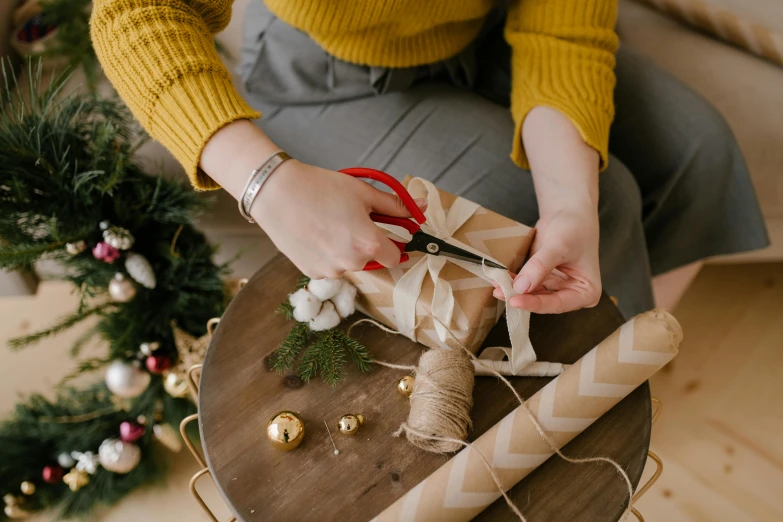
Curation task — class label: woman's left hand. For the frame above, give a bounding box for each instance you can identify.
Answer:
[492,206,601,313]
[497,105,604,314]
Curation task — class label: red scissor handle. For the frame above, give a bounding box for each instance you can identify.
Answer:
[339,167,427,270]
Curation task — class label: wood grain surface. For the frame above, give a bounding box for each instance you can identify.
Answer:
[199,254,651,521]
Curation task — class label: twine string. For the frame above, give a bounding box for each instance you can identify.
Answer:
[352,316,633,521]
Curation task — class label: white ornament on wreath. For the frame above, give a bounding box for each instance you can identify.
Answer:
[71,451,100,475]
[105,360,151,398]
[98,438,141,474]
[125,252,156,289]
[289,278,358,332]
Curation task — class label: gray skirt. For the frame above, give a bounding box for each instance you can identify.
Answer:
[237,1,769,318]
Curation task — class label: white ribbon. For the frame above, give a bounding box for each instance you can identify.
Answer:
[388,178,554,376]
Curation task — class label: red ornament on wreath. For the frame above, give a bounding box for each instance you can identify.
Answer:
[119,421,146,442]
[42,465,64,484]
[145,354,172,374]
[92,241,120,263]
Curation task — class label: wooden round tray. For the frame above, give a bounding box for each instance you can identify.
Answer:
[199,255,650,521]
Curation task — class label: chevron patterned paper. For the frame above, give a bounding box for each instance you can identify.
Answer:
[371,309,682,522]
[343,177,534,354]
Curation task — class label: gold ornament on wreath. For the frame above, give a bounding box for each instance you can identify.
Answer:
[65,240,86,255]
[3,493,32,520]
[62,468,89,492]
[162,319,218,399]
[100,221,135,250]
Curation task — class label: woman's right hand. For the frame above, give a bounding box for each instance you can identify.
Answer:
[200,120,425,279]
[252,160,427,279]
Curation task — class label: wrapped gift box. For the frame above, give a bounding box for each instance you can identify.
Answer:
[343,177,535,353]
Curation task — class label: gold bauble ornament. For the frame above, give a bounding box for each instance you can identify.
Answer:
[163,371,189,398]
[63,468,90,492]
[397,375,415,397]
[337,414,365,436]
[266,411,305,451]
[19,482,35,496]
[3,504,32,519]
[3,493,30,519]
[163,322,213,399]
[153,423,183,452]
[65,240,86,255]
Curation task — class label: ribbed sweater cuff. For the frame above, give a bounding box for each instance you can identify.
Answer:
[147,71,261,191]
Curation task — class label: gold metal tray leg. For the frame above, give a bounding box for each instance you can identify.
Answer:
[631,397,664,520]
[189,467,236,522]
[182,317,235,522]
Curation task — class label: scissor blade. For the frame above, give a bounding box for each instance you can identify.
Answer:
[405,233,507,270]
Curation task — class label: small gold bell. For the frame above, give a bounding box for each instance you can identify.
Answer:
[3,494,30,519]
[19,482,35,496]
[63,468,90,492]
[4,504,32,519]
[163,371,189,398]
[337,414,365,436]
[397,375,415,397]
[266,411,305,451]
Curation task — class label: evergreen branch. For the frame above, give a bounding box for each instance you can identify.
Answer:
[296,276,310,290]
[297,343,321,382]
[8,303,113,350]
[336,329,373,373]
[276,301,295,321]
[0,238,74,267]
[270,322,309,373]
[70,325,99,357]
[315,329,347,386]
[57,356,113,387]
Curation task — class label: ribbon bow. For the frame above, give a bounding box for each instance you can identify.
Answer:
[389,178,546,376]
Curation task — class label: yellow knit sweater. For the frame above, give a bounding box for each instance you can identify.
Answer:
[90,0,618,190]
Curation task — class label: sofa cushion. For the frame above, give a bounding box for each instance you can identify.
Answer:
[632,0,783,66]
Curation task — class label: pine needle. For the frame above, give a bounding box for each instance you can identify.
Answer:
[271,322,309,373]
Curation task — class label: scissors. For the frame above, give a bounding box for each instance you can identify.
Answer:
[339,167,507,271]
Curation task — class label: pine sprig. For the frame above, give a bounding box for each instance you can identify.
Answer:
[337,330,373,374]
[8,304,114,350]
[270,284,372,386]
[275,301,295,321]
[39,0,98,91]
[298,343,321,383]
[271,322,309,373]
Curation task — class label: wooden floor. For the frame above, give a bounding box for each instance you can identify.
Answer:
[635,263,783,522]
[1,263,781,521]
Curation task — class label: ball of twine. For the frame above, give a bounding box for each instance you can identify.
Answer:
[402,347,475,453]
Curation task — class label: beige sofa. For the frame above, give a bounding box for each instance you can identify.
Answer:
[1,0,780,295]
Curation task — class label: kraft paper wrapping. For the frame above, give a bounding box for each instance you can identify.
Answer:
[372,309,682,522]
[343,178,534,354]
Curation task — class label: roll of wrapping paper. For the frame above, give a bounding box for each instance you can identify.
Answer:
[372,309,682,522]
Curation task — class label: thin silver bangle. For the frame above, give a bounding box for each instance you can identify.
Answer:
[238,151,291,223]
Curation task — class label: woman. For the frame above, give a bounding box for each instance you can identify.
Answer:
[90,0,768,318]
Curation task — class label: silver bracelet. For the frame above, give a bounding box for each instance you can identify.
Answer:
[238,151,292,223]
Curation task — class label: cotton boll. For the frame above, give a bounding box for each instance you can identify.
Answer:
[289,288,322,322]
[307,278,343,301]
[309,301,341,331]
[332,281,357,318]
